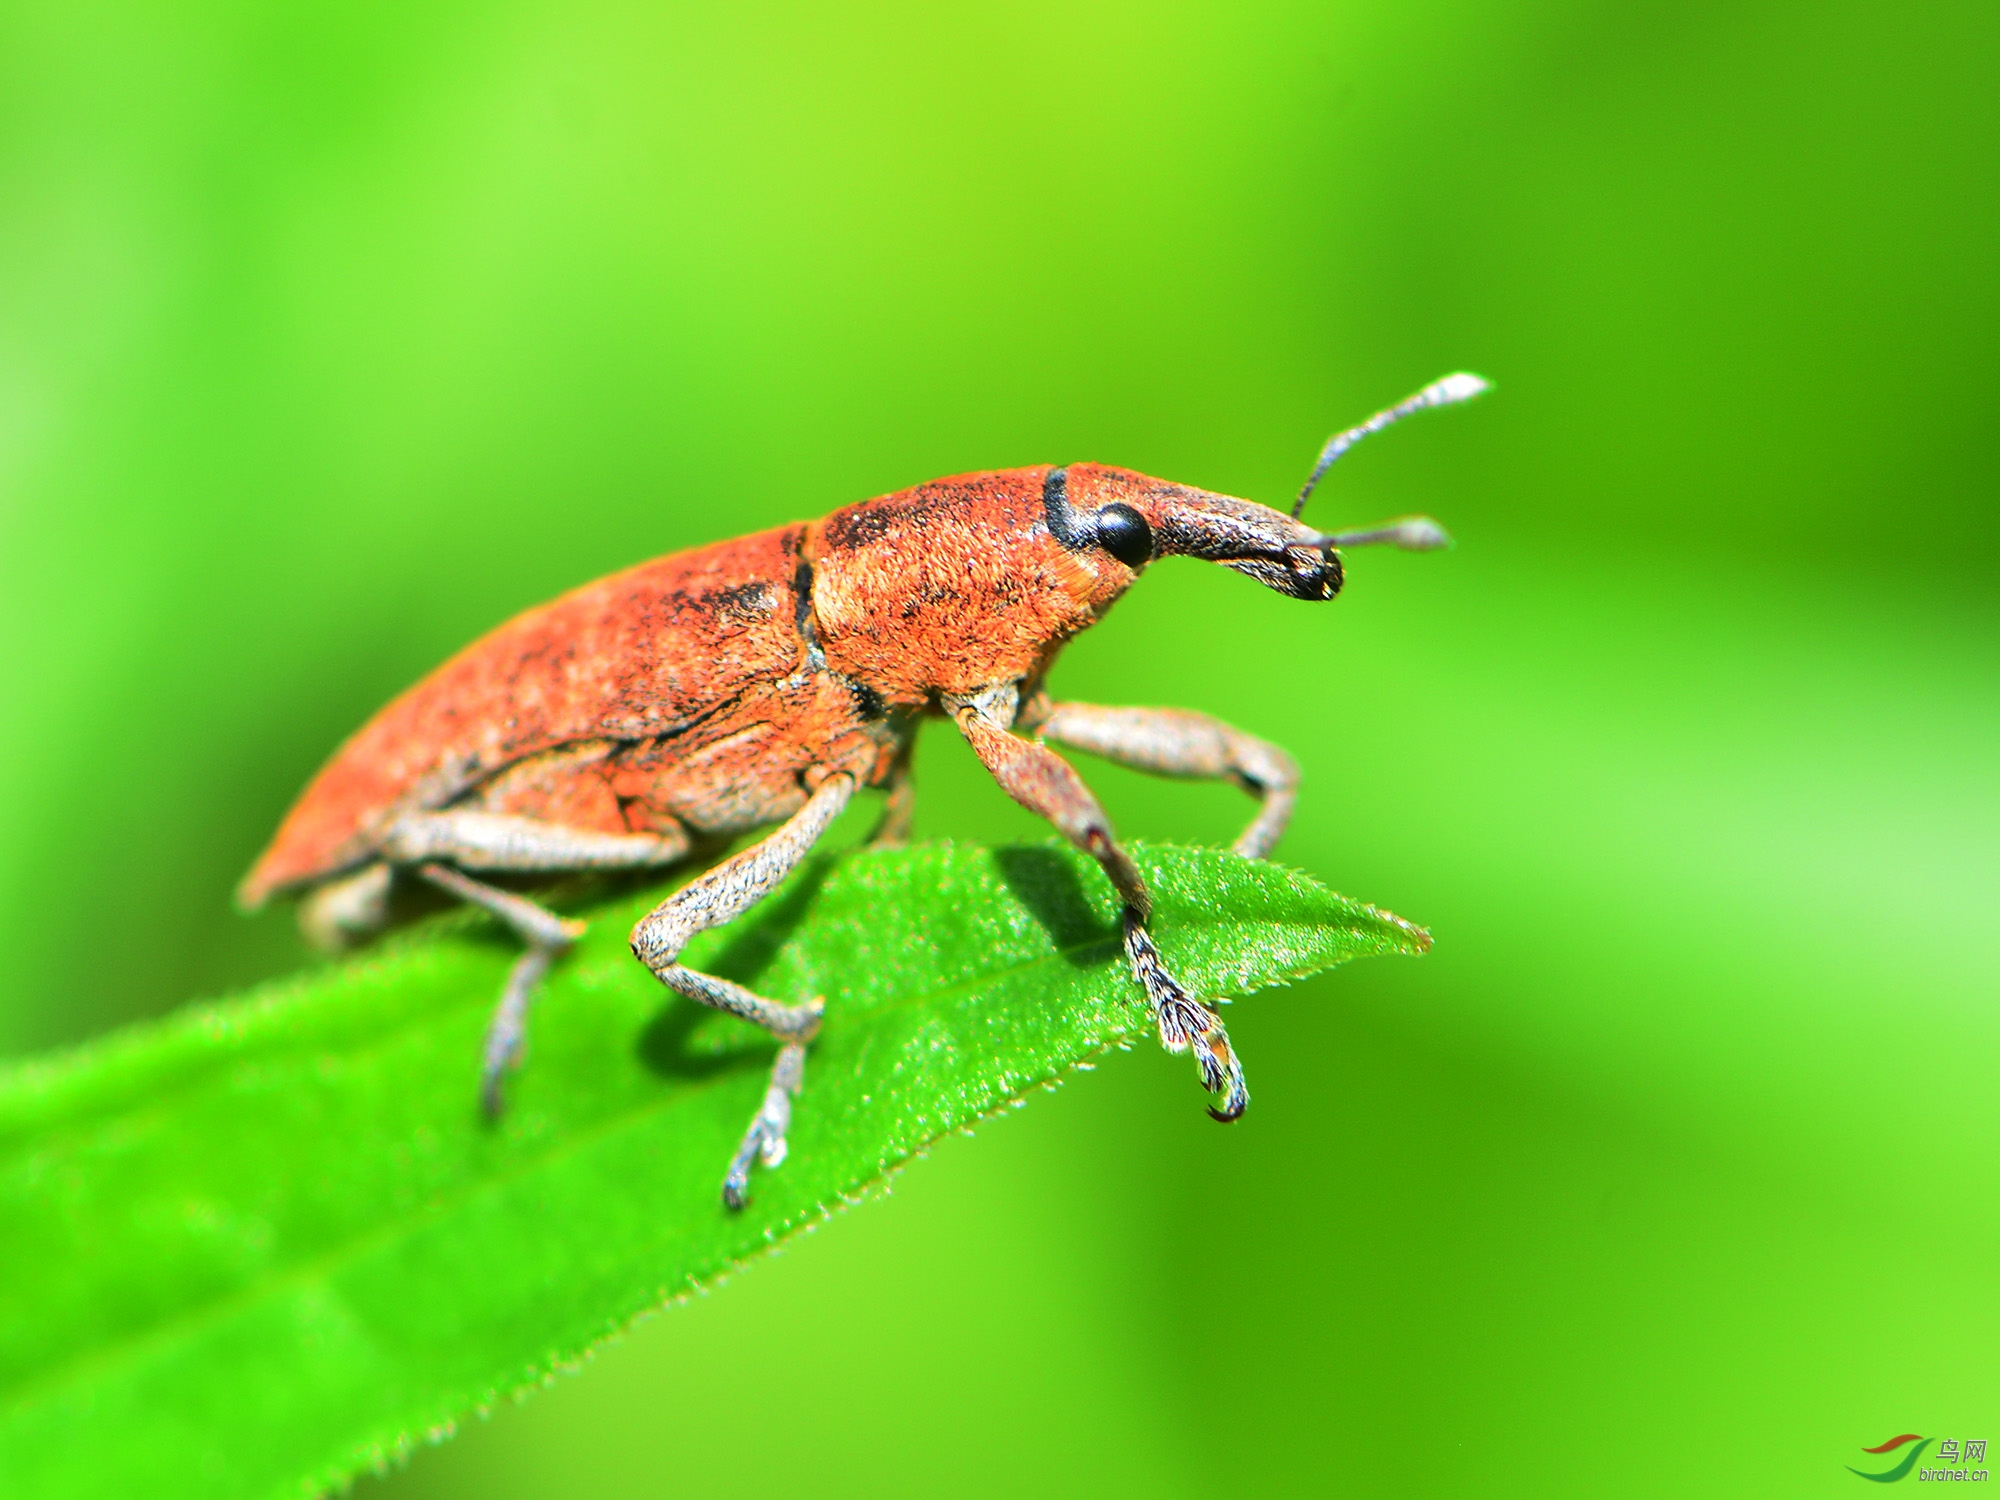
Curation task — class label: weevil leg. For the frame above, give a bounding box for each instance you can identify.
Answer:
[384,812,693,1112]
[1024,697,1299,860]
[414,862,587,1114]
[628,772,858,1208]
[384,811,690,873]
[298,861,393,951]
[868,744,916,848]
[949,687,1248,1121]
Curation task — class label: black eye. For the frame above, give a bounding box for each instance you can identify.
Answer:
[1095,504,1152,567]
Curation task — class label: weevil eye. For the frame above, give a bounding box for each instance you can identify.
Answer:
[1095,504,1153,567]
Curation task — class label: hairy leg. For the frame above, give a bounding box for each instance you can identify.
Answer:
[383,810,690,871]
[949,685,1247,1120]
[869,745,916,848]
[628,773,858,1207]
[384,810,693,1112]
[1025,698,1298,859]
[413,862,586,1113]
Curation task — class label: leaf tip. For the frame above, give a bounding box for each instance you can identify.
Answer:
[1358,899,1433,954]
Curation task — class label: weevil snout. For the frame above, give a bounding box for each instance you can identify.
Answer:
[1202,528,1347,602]
[1145,486,1344,599]
[1220,530,1349,602]
[1060,465,1354,600]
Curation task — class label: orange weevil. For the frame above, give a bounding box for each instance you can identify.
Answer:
[241,373,1487,1206]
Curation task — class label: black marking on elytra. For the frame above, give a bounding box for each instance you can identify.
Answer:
[792,556,828,671]
[791,558,816,639]
[822,505,896,551]
[821,486,958,552]
[706,580,774,621]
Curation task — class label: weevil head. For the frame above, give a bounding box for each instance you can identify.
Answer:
[1051,463,1348,602]
[811,376,1475,711]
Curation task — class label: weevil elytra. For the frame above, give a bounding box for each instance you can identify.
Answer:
[241,373,1486,1207]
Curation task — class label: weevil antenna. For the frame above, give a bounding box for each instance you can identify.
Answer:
[1314,516,1453,551]
[1291,372,1490,519]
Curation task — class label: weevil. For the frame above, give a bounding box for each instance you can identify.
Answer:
[241,373,1486,1207]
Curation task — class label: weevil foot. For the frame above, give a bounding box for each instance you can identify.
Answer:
[1195,1023,1249,1122]
[1122,910,1251,1122]
[722,1039,808,1210]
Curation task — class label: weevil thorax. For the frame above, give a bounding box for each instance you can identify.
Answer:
[804,463,1341,713]
[805,467,1125,711]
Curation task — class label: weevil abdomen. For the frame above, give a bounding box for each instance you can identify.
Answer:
[240,523,897,905]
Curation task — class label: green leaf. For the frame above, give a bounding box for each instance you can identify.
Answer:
[0,841,1425,1500]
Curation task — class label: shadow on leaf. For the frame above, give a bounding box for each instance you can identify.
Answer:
[633,853,839,1082]
[991,845,1121,967]
[633,1000,759,1082]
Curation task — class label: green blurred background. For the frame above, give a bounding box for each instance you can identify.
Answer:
[3,0,1995,1493]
